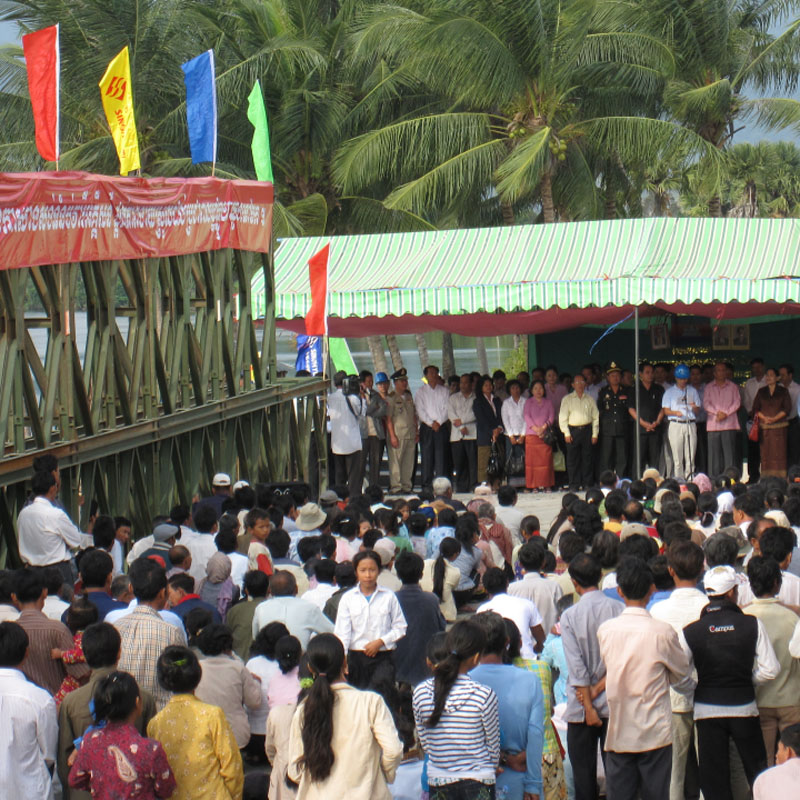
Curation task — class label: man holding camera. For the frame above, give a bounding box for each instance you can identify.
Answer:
[328,370,366,496]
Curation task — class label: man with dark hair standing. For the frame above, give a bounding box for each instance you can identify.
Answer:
[597,363,631,478]
[560,553,623,800]
[650,541,709,800]
[328,370,366,496]
[683,565,780,799]
[629,362,665,473]
[753,723,800,798]
[114,559,184,710]
[387,368,418,494]
[559,373,599,491]
[17,471,92,583]
[598,557,694,800]
[0,621,57,799]
[68,549,126,621]
[415,364,450,491]
[703,361,742,478]
[13,569,88,695]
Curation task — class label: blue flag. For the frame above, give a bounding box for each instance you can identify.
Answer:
[181,50,217,165]
[296,335,323,375]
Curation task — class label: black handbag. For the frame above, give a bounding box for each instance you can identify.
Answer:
[486,440,505,480]
[506,443,525,477]
[540,423,557,447]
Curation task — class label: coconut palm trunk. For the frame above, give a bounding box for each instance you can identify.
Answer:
[415,333,430,370]
[367,336,388,374]
[476,338,489,374]
[540,171,556,223]
[442,332,456,378]
[386,335,405,371]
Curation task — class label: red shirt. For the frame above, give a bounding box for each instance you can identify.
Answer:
[69,722,176,799]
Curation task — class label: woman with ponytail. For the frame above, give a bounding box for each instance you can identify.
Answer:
[421,537,462,622]
[696,492,719,538]
[68,670,176,799]
[412,620,500,799]
[287,633,403,799]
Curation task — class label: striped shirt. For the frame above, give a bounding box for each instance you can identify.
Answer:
[114,605,184,710]
[17,608,89,695]
[412,675,500,784]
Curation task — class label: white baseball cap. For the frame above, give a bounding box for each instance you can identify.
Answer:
[704,565,738,596]
[212,472,231,488]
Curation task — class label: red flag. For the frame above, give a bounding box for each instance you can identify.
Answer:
[23,25,60,163]
[305,244,329,336]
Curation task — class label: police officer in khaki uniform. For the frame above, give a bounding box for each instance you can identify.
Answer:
[387,368,418,493]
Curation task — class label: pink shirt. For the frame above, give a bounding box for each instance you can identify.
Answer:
[703,380,741,432]
[523,396,555,434]
[545,383,568,417]
[267,666,301,708]
[754,757,800,799]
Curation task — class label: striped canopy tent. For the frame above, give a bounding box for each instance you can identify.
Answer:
[253,217,800,336]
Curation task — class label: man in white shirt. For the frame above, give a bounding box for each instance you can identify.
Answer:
[252,570,334,647]
[302,559,338,610]
[0,621,58,800]
[650,541,709,800]
[477,567,545,658]
[415,365,451,491]
[17,471,93,584]
[738,527,800,606]
[447,373,477,492]
[508,540,562,633]
[41,569,69,622]
[328,371,366,497]
[662,364,702,480]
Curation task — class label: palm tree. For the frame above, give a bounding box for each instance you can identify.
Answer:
[334,0,716,225]
[649,0,800,215]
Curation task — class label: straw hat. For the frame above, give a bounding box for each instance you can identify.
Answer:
[296,503,327,531]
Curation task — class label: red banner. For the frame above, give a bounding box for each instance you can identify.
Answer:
[0,172,273,269]
[22,25,59,163]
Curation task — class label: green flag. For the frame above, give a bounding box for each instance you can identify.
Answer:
[329,337,357,374]
[247,80,273,182]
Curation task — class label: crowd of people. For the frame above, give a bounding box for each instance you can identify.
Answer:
[328,357,800,498]
[4,368,800,800]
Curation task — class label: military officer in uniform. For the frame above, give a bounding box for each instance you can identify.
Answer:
[597,362,631,477]
[387,369,418,493]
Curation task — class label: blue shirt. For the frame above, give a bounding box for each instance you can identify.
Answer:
[470,663,544,797]
[662,384,701,422]
[425,526,455,560]
[541,634,569,705]
[171,595,221,625]
[62,590,127,623]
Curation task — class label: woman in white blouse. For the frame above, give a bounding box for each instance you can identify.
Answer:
[502,380,527,488]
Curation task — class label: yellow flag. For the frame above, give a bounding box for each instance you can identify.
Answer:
[98,46,140,175]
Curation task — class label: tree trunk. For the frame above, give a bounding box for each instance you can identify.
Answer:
[367,336,388,374]
[386,335,405,371]
[540,170,555,224]
[476,338,489,375]
[500,201,515,226]
[415,333,430,370]
[708,196,722,217]
[442,332,455,378]
[605,194,617,220]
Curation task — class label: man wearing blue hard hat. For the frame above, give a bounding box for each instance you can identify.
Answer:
[661,363,702,480]
[364,371,391,489]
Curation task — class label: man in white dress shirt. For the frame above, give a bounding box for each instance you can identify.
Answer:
[415,365,451,491]
[328,370,366,496]
[17,471,92,584]
[0,621,58,800]
[447,373,477,492]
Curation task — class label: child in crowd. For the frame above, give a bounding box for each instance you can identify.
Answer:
[408,512,431,559]
[52,596,98,706]
[68,670,176,799]
[268,635,302,708]
[512,514,541,577]
[245,508,273,576]
[541,594,573,707]
[334,550,408,692]
[148,646,244,800]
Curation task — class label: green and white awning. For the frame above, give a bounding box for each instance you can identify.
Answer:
[252,217,800,334]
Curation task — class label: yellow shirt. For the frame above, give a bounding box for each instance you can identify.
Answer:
[147,693,244,800]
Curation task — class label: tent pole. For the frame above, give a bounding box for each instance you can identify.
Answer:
[634,305,641,479]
